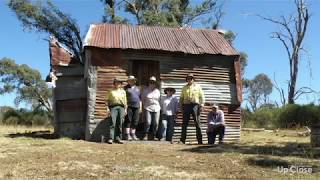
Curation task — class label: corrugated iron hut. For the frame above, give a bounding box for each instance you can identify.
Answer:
[50,23,242,143]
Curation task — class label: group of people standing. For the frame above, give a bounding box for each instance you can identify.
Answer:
[105,73,225,145]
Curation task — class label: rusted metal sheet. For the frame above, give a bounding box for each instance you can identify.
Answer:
[94,66,128,121]
[160,59,237,104]
[171,105,241,143]
[49,40,72,67]
[234,56,242,103]
[161,82,236,105]
[84,24,239,56]
[159,58,240,143]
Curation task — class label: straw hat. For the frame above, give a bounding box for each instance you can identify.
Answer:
[212,104,219,109]
[186,73,194,78]
[164,87,176,94]
[113,78,123,84]
[127,75,136,81]
[149,76,157,81]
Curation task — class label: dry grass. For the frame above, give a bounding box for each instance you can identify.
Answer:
[0,126,319,179]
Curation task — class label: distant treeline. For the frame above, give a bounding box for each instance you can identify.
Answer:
[242,104,320,129]
[0,106,52,126]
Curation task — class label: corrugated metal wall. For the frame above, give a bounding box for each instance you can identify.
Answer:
[160,58,240,143]
[87,50,241,143]
[94,66,127,121]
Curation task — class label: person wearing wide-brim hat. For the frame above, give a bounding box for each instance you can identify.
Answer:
[123,75,141,141]
[179,73,205,144]
[105,77,127,144]
[164,87,176,94]
[141,76,161,140]
[206,104,225,145]
[159,87,179,142]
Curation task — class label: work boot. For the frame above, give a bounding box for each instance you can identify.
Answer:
[114,138,124,144]
[142,134,148,141]
[131,134,138,141]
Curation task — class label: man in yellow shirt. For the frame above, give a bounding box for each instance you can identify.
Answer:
[179,73,205,144]
[105,78,127,144]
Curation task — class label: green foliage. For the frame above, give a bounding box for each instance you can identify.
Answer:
[1,107,51,126]
[242,107,281,129]
[278,104,320,128]
[239,52,248,77]
[101,0,221,27]
[223,30,235,44]
[101,0,129,24]
[223,32,248,77]
[8,0,82,62]
[0,58,52,112]
[245,73,273,111]
[242,104,320,129]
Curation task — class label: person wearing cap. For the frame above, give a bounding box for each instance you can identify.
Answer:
[141,76,161,140]
[124,75,141,141]
[105,78,127,144]
[159,87,179,142]
[179,73,205,144]
[206,104,225,144]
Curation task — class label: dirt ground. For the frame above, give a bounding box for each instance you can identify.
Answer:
[0,126,319,180]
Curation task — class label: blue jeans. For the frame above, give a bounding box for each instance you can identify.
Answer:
[159,115,175,141]
[207,125,225,144]
[125,106,140,129]
[145,110,160,137]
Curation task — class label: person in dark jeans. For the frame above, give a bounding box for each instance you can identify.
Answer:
[159,87,179,142]
[206,104,225,145]
[179,73,205,144]
[124,75,141,141]
[105,78,127,144]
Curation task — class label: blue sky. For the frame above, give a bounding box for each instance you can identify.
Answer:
[0,0,319,107]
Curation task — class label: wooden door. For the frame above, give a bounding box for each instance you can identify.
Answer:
[131,60,160,87]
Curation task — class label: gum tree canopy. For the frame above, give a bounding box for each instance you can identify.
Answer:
[0,58,52,113]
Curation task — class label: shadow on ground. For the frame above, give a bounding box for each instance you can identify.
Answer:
[181,143,320,172]
[6,130,59,139]
[180,142,320,159]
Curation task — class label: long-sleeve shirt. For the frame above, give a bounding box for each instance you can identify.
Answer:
[142,87,161,112]
[105,88,127,106]
[207,110,225,125]
[161,95,179,116]
[180,83,205,105]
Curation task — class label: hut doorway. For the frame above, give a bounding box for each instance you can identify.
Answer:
[130,60,160,135]
[131,60,160,87]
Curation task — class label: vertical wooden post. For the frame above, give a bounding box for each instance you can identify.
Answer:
[234,56,242,104]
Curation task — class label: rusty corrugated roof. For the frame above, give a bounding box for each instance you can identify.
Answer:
[84,24,239,56]
[49,39,72,66]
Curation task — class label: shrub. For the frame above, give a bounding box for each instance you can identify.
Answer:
[1,108,51,126]
[242,107,281,129]
[278,104,320,128]
[242,104,320,129]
